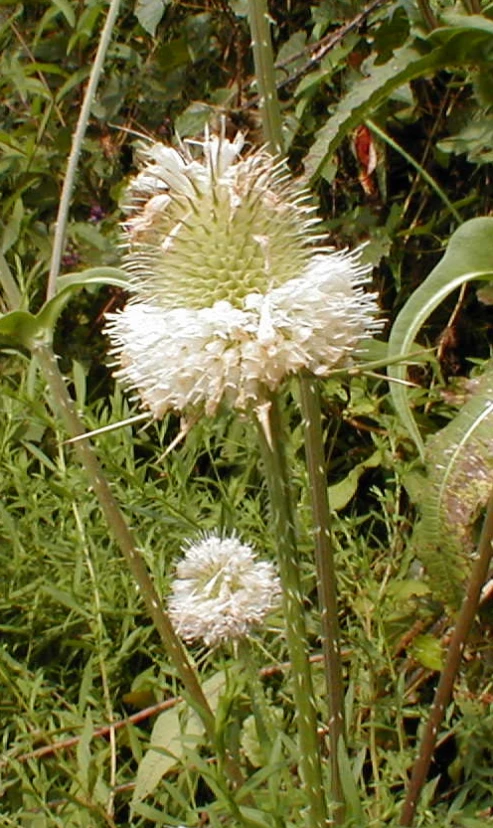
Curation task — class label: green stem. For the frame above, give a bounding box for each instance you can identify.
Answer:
[400,485,493,826]
[46,0,122,302]
[246,0,284,155]
[33,341,247,792]
[299,375,345,821]
[255,396,327,828]
[245,1,346,819]
[237,638,272,763]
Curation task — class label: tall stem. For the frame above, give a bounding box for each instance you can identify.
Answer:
[46,0,122,301]
[400,486,493,826]
[246,0,346,820]
[33,342,248,792]
[246,0,283,155]
[299,376,345,818]
[256,397,327,828]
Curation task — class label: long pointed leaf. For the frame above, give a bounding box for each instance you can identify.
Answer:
[387,217,493,458]
[305,21,493,181]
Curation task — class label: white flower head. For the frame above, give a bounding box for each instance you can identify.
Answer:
[168,532,281,647]
[106,129,382,416]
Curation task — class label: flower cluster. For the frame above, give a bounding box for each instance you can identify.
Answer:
[106,131,381,417]
[168,533,281,647]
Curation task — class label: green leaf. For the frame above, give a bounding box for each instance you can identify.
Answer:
[0,268,128,350]
[411,634,444,671]
[51,0,76,27]
[1,198,24,254]
[132,671,226,807]
[134,0,167,36]
[37,267,130,334]
[337,738,367,824]
[131,705,186,806]
[305,22,493,181]
[328,450,382,511]
[387,217,493,458]
[0,310,41,349]
[411,362,493,608]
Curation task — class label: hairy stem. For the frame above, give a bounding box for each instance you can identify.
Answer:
[46,0,122,301]
[256,397,327,828]
[400,486,493,826]
[299,375,345,820]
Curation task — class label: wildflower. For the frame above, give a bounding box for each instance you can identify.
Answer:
[168,532,281,646]
[106,130,381,416]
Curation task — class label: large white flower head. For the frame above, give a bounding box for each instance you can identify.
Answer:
[106,128,382,416]
[168,532,281,647]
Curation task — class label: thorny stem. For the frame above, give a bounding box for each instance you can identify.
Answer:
[400,486,493,826]
[246,0,346,820]
[46,0,122,302]
[256,396,327,828]
[33,342,246,793]
[246,0,283,155]
[299,376,346,821]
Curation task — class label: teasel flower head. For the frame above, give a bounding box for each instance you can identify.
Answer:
[106,129,382,417]
[168,532,281,647]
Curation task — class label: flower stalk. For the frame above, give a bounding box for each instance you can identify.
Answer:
[246,0,283,155]
[246,0,347,821]
[32,341,248,792]
[255,395,327,828]
[299,375,346,817]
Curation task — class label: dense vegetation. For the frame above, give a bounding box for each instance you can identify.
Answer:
[1,1,493,826]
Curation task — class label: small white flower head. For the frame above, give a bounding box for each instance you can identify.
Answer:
[106,128,382,416]
[168,532,281,647]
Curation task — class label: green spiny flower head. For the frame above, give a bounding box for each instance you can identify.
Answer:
[122,130,316,310]
[106,129,381,417]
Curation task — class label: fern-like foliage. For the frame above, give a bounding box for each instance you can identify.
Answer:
[412,362,493,609]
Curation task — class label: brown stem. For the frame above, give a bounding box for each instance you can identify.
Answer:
[400,486,493,826]
[416,0,439,29]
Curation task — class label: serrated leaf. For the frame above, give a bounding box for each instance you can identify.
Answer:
[135,0,167,36]
[411,363,493,608]
[305,22,493,180]
[387,217,493,457]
